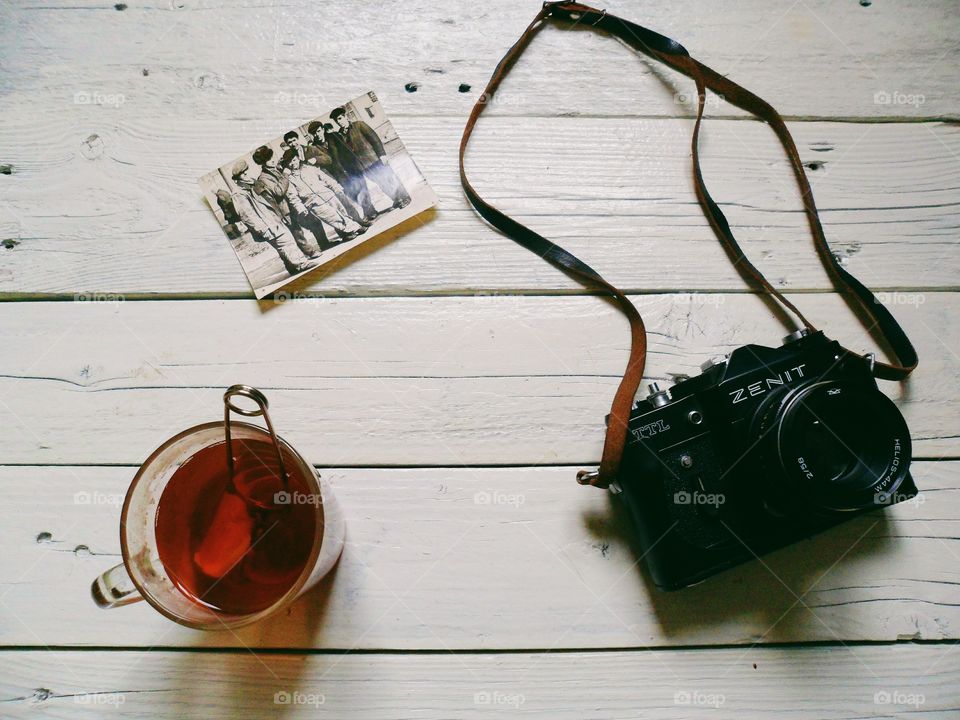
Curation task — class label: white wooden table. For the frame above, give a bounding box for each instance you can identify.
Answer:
[1,1,958,717]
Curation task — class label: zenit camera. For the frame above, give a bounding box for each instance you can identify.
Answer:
[616,329,915,590]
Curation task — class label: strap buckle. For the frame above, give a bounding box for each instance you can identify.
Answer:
[577,469,621,493]
[576,468,600,485]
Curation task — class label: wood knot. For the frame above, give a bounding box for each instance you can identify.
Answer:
[194,72,225,91]
[80,134,105,160]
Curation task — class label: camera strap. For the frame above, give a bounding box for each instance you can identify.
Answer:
[459,1,919,489]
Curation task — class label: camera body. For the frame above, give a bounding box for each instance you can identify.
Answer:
[616,329,915,590]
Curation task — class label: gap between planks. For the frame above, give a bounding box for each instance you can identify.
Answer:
[0,638,956,655]
[2,288,960,302]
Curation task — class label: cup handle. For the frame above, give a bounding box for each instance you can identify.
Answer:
[91,563,142,608]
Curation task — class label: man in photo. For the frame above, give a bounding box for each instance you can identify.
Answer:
[279,148,364,246]
[229,158,315,275]
[323,121,378,223]
[251,144,326,258]
[302,121,371,227]
[329,106,411,212]
[281,130,306,162]
[303,122,339,178]
[214,188,242,239]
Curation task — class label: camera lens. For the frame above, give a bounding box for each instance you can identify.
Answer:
[753,380,911,511]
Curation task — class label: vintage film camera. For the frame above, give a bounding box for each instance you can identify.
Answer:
[616,329,915,590]
[459,2,921,593]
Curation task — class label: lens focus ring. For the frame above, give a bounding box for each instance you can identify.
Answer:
[752,380,911,512]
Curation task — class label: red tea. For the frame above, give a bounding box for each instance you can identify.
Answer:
[154,438,318,615]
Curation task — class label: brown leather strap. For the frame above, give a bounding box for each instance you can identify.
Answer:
[459,1,918,489]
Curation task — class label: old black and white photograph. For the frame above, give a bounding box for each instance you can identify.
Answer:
[199,91,437,298]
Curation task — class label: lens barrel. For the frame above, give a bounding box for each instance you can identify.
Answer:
[752,380,911,511]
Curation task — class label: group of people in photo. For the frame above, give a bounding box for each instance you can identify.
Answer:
[215,106,412,276]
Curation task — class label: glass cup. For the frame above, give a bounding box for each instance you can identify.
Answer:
[91,387,345,630]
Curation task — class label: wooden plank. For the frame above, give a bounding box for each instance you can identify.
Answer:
[1,461,956,649]
[1,118,957,296]
[0,293,955,465]
[1,645,957,718]
[2,0,956,120]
